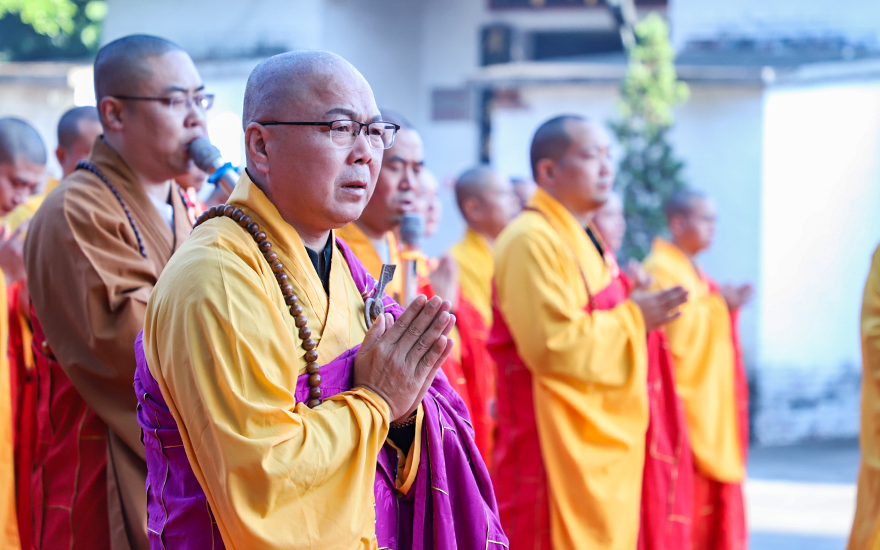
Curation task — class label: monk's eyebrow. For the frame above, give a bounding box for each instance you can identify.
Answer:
[326,107,381,123]
[163,84,206,94]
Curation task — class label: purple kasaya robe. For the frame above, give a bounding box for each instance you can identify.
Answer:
[134,238,507,549]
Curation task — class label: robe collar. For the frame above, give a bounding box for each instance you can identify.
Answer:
[225,172,354,353]
[526,187,612,291]
[651,237,711,295]
[88,137,191,262]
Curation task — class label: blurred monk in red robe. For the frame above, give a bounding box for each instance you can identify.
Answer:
[594,191,694,550]
[644,190,752,550]
[449,166,519,467]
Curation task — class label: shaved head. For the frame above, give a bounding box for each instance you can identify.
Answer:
[454,165,496,212]
[530,114,587,179]
[241,50,383,245]
[664,189,708,222]
[94,34,184,105]
[57,106,100,150]
[243,50,369,129]
[0,117,47,166]
[454,165,519,239]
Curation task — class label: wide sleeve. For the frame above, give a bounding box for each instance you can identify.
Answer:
[495,226,644,387]
[145,242,391,549]
[24,187,156,456]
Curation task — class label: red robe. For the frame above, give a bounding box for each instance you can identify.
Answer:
[30,311,111,549]
[691,288,749,550]
[9,282,37,550]
[490,262,693,550]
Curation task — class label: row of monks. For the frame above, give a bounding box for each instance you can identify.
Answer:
[0,33,878,550]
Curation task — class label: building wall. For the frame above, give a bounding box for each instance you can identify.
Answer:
[755,79,880,443]
[669,0,880,50]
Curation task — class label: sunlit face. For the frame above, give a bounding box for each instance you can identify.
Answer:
[0,157,44,216]
[252,66,383,232]
[57,118,103,178]
[542,120,614,216]
[111,50,207,182]
[359,128,423,233]
[593,193,626,253]
[673,197,717,255]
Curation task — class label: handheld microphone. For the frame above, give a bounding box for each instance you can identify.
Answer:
[188,137,238,195]
[399,213,425,307]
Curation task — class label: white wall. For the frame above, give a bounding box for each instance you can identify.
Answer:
[754,80,880,442]
[669,0,880,50]
[670,84,765,361]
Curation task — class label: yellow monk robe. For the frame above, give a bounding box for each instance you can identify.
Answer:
[336,222,402,301]
[643,238,744,483]
[450,228,494,327]
[848,243,880,550]
[144,173,397,549]
[0,178,58,550]
[0,270,21,548]
[493,187,649,550]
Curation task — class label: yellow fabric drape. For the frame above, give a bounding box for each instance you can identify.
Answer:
[848,243,880,550]
[0,270,21,548]
[493,187,648,550]
[144,173,393,550]
[643,237,744,482]
[450,228,494,327]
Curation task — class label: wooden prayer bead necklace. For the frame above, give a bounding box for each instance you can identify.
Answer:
[76,160,190,260]
[194,204,324,407]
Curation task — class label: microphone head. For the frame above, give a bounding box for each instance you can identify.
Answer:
[400,213,424,247]
[188,137,223,173]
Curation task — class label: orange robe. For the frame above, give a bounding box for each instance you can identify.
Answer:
[0,264,21,550]
[449,229,498,467]
[848,243,880,550]
[490,188,649,550]
[644,238,748,550]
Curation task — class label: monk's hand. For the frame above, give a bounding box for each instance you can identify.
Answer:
[0,222,28,284]
[624,259,653,290]
[630,285,689,332]
[354,295,456,422]
[428,255,459,307]
[720,282,753,310]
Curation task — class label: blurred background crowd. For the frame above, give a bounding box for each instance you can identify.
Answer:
[2,1,879,549]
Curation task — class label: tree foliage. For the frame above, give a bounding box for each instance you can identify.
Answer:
[609,13,690,260]
[0,0,106,60]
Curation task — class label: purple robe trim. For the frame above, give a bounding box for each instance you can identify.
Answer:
[134,237,507,549]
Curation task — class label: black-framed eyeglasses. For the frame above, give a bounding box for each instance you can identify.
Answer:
[257,119,401,150]
[113,93,215,112]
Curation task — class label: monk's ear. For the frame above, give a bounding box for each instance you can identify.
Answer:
[534,158,556,187]
[55,146,66,167]
[244,123,270,175]
[99,97,125,132]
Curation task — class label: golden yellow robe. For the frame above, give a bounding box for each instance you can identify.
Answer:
[450,228,494,327]
[493,187,648,550]
[848,243,880,550]
[336,222,402,301]
[0,270,20,548]
[643,238,744,482]
[144,173,394,549]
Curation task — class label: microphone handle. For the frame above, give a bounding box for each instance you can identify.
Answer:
[402,259,419,307]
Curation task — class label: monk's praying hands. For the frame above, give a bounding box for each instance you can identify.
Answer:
[631,285,689,332]
[355,294,455,422]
